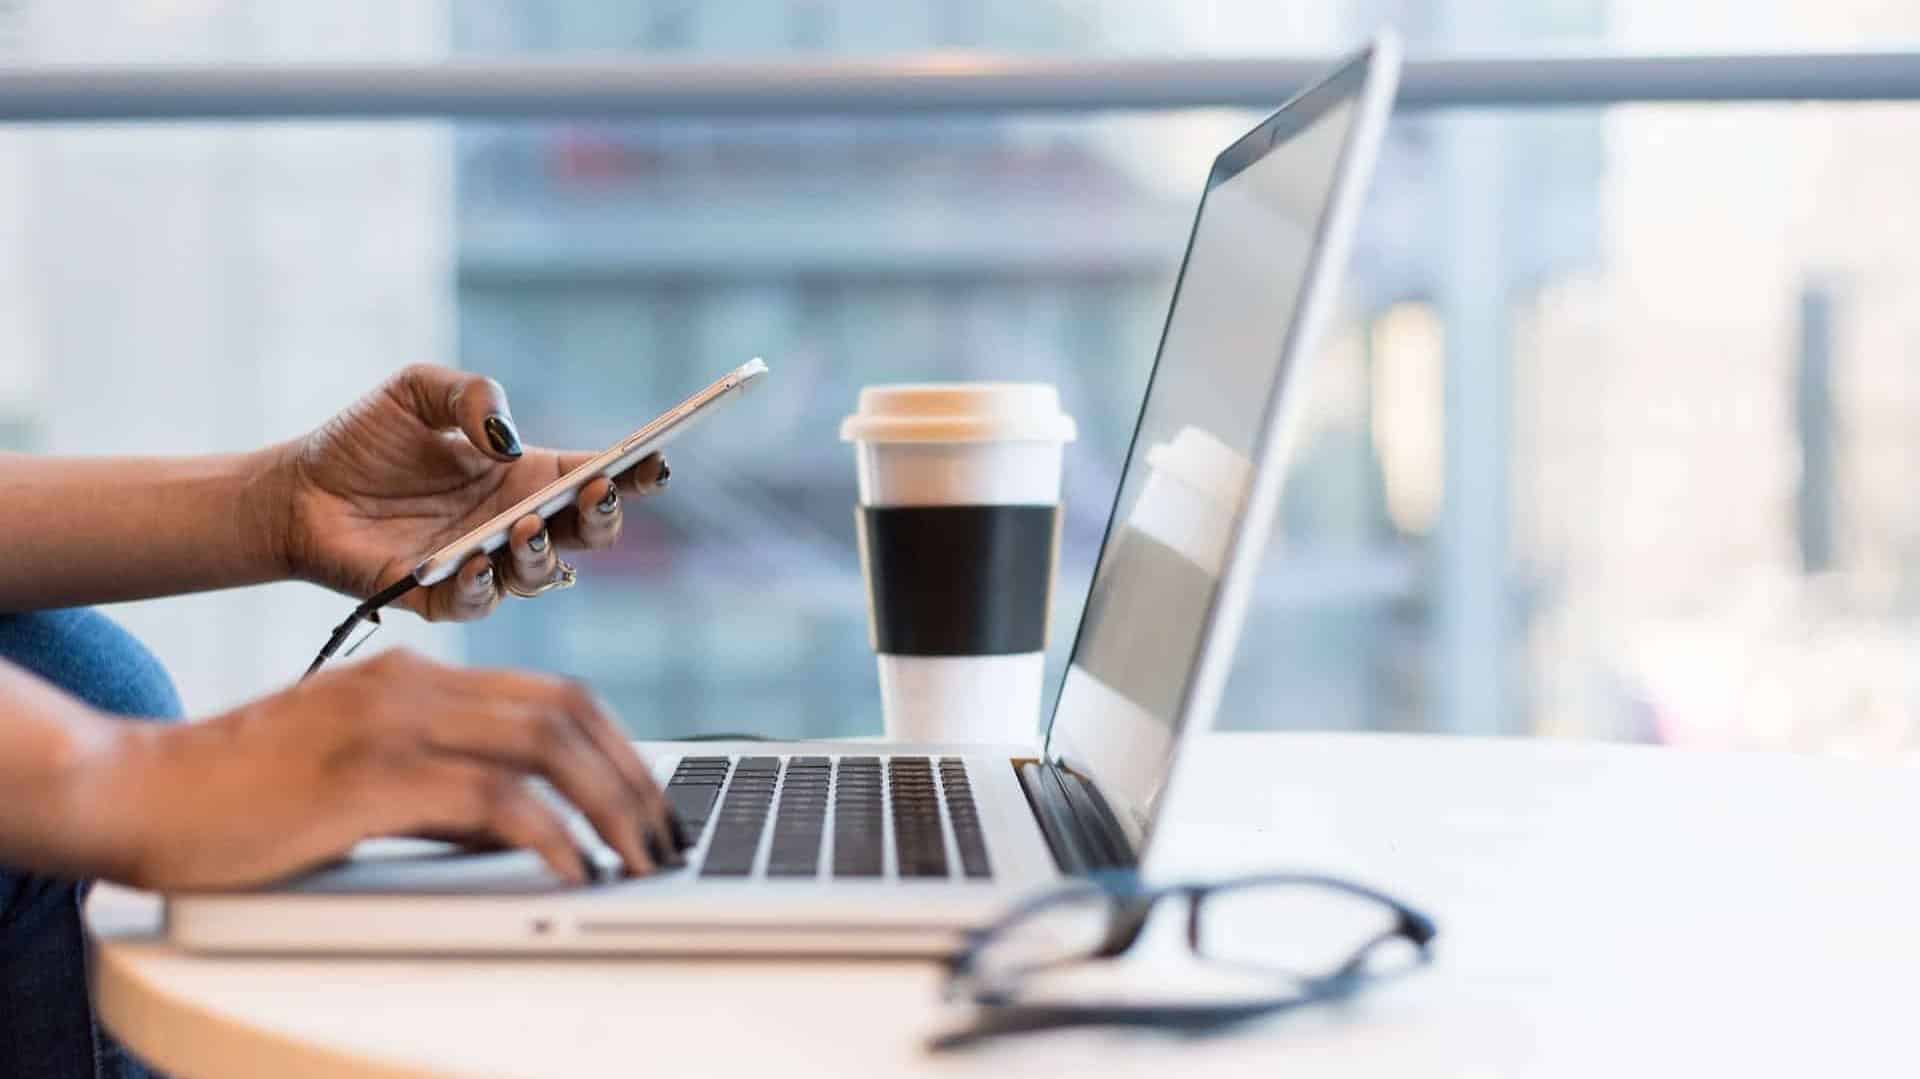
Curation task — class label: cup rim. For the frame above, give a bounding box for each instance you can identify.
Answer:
[841,382,1077,445]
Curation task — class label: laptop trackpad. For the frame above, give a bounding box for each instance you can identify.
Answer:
[277,839,577,896]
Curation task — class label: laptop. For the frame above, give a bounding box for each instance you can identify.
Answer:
[168,34,1401,956]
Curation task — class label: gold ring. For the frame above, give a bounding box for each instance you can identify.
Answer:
[504,558,577,599]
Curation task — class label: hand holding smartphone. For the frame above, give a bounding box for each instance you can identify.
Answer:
[413,357,767,586]
[304,358,768,675]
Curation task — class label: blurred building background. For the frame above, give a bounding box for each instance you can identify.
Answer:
[1,0,1919,755]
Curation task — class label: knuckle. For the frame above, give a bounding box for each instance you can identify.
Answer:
[476,773,525,822]
[558,680,600,721]
[394,361,439,388]
[376,646,430,674]
[360,645,405,679]
[527,708,573,757]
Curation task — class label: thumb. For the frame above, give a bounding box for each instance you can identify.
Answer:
[393,364,523,463]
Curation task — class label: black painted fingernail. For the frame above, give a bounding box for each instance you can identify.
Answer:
[644,827,670,867]
[528,528,549,553]
[483,414,523,459]
[590,850,616,884]
[474,565,494,591]
[668,814,691,852]
[655,460,671,488]
[596,486,619,514]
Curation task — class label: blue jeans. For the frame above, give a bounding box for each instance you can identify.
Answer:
[0,609,180,1079]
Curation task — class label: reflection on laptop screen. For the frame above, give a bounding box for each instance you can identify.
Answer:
[1046,88,1364,838]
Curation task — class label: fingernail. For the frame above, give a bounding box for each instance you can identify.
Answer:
[528,528,549,553]
[474,565,494,591]
[668,814,691,852]
[596,486,619,515]
[483,414,523,459]
[655,460,671,489]
[644,828,670,867]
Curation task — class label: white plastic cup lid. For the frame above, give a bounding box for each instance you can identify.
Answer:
[840,383,1078,445]
[1143,426,1252,510]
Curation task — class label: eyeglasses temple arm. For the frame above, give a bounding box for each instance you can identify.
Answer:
[928,999,1312,1052]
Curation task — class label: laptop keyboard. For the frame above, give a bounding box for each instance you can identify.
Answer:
[664,754,991,881]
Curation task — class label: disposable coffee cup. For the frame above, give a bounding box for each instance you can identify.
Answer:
[840,384,1077,744]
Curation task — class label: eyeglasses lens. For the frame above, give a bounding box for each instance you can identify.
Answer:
[969,891,1113,987]
[1195,882,1414,980]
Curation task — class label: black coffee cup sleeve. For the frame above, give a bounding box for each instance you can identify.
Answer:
[858,505,1056,656]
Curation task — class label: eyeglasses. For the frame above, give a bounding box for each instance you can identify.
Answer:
[933,870,1436,1050]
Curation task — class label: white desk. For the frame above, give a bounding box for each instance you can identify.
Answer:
[89,733,1920,1077]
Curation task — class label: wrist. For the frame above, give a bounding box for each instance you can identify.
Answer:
[43,710,172,887]
[242,440,302,585]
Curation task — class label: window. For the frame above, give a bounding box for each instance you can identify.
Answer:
[6,1,1919,756]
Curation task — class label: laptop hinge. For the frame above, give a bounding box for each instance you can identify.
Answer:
[1014,761,1137,875]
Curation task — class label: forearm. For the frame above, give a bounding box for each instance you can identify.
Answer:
[0,447,291,610]
[0,661,153,882]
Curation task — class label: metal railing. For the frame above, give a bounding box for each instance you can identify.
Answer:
[0,51,1917,121]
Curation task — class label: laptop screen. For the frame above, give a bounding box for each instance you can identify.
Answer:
[1044,57,1376,841]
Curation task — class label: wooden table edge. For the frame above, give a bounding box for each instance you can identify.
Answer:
[93,933,443,1079]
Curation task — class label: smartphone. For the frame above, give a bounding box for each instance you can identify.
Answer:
[411,357,768,587]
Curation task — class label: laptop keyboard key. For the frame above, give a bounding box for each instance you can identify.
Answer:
[665,758,734,847]
[665,784,720,831]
